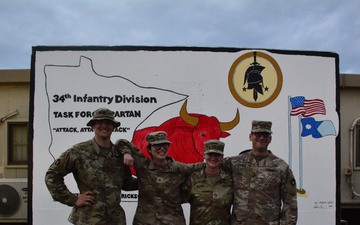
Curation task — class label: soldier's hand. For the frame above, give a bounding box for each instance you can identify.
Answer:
[124,153,134,167]
[75,191,96,207]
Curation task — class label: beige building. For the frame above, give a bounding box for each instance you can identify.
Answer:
[0,69,29,224]
[0,69,29,178]
[1,70,360,224]
[339,74,360,224]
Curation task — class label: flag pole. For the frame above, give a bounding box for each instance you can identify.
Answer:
[288,96,293,169]
[298,115,303,191]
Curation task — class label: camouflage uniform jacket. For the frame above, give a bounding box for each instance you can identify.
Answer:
[183,164,233,225]
[45,138,138,225]
[224,150,297,225]
[127,143,192,225]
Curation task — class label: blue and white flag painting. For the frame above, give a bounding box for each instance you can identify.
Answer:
[301,117,336,138]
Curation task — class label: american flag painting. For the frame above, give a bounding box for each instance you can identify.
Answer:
[290,96,326,117]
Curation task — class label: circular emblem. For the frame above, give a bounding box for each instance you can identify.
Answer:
[228,51,283,108]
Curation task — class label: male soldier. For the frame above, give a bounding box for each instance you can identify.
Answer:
[224,120,297,225]
[45,108,137,225]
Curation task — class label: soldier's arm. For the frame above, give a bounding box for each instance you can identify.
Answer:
[115,139,145,159]
[123,153,134,167]
[186,161,204,173]
[180,176,192,204]
[44,149,78,206]
[221,156,233,172]
[280,167,298,224]
[115,139,133,155]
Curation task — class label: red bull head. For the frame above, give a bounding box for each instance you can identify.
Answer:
[132,100,240,164]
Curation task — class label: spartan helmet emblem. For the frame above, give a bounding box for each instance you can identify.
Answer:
[243,52,265,101]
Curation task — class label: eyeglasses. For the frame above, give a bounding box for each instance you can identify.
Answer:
[251,132,271,138]
[94,120,114,126]
[152,143,170,150]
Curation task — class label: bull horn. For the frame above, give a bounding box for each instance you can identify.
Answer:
[219,109,240,131]
[180,99,199,126]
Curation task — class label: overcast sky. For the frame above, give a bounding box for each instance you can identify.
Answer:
[1,0,359,74]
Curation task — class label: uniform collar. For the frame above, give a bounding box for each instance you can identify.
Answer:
[91,138,114,155]
[148,156,174,169]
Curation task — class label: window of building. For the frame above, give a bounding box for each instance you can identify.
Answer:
[8,122,28,165]
[355,124,360,169]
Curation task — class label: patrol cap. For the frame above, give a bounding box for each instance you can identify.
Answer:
[146,131,171,145]
[86,108,121,127]
[251,120,272,134]
[204,139,225,155]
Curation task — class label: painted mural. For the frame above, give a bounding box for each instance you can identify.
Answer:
[31,47,339,224]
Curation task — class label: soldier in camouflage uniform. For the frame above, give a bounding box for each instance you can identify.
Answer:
[116,131,193,225]
[224,120,297,225]
[182,140,233,225]
[45,108,138,225]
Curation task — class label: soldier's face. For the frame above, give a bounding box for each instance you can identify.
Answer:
[150,143,169,160]
[92,120,115,138]
[250,132,271,151]
[204,153,223,169]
